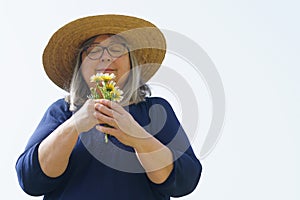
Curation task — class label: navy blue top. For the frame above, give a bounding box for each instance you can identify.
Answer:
[16,97,202,200]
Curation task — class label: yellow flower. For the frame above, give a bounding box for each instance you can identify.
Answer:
[100,73,116,82]
[104,81,116,92]
[90,74,103,83]
[110,87,124,102]
[90,73,116,83]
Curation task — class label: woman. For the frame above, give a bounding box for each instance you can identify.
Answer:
[16,14,202,200]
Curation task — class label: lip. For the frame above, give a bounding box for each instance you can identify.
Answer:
[96,68,116,73]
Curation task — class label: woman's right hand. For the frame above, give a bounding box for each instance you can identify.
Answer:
[38,99,101,178]
[70,99,102,134]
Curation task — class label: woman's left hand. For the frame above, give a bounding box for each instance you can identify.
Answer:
[94,100,174,184]
[94,99,149,147]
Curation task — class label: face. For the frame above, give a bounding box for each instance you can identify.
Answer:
[80,34,131,88]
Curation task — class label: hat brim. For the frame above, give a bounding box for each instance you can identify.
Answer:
[42,14,166,91]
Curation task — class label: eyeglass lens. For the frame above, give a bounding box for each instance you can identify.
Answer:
[85,43,128,60]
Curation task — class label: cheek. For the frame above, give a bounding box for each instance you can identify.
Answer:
[115,58,131,86]
[116,56,131,71]
[80,60,96,87]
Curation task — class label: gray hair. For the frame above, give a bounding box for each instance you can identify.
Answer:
[65,35,151,111]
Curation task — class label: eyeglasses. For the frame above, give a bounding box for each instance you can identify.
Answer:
[83,43,129,60]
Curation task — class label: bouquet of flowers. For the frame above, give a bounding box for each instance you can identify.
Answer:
[88,73,123,143]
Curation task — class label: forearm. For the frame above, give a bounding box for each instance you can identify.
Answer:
[133,130,174,184]
[38,117,79,178]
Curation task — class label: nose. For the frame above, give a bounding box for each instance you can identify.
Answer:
[100,48,112,62]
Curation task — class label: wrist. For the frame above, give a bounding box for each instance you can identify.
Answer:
[130,128,153,151]
[66,116,82,136]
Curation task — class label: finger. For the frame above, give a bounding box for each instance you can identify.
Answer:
[93,111,117,127]
[99,99,125,114]
[94,103,118,118]
[96,125,120,137]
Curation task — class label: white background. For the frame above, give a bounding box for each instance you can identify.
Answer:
[1,0,299,199]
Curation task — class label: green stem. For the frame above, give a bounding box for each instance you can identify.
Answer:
[104,134,108,143]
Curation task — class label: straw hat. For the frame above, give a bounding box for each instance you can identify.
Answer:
[42,14,166,91]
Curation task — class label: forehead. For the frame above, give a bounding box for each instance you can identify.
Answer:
[93,34,127,44]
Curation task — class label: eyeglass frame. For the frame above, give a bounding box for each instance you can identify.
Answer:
[81,42,130,60]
